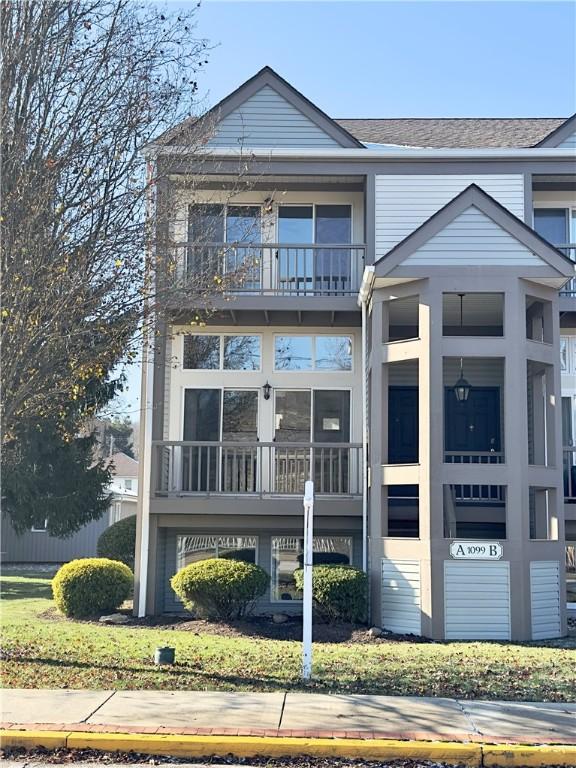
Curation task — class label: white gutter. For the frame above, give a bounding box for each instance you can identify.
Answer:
[359,266,375,573]
[143,145,576,161]
[136,160,156,618]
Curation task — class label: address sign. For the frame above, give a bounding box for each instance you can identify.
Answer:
[449,541,503,560]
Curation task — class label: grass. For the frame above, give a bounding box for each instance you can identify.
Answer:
[1,570,575,701]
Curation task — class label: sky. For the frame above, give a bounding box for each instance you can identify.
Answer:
[114,0,576,418]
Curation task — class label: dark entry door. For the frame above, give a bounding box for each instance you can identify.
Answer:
[444,387,501,455]
[388,387,419,464]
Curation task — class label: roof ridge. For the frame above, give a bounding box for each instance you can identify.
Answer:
[336,117,567,122]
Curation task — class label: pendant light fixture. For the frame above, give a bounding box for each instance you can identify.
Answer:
[453,294,471,402]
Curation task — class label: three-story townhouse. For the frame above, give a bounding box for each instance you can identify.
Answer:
[135,67,576,641]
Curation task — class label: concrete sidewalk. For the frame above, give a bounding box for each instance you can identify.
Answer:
[1,689,575,745]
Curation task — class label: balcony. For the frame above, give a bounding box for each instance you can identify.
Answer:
[153,441,363,498]
[171,242,365,296]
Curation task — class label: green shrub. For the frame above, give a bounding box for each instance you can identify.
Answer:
[171,558,269,620]
[97,515,137,568]
[52,558,133,618]
[294,565,368,623]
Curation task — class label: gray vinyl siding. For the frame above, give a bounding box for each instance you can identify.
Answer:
[207,86,341,148]
[375,174,525,255]
[556,131,576,149]
[1,514,109,563]
[444,561,511,640]
[530,560,562,640]
[381,559,421,635]
[404,206,543,267]
[159,526,362,615]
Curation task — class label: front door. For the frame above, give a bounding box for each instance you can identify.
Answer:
[444,387,501,458]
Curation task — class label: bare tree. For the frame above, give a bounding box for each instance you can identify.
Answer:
[0,0,231,441]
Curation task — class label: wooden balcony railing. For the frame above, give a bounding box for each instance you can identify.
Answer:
[565,446,576,502]
[153,441,363,498]
[170,242,365,296]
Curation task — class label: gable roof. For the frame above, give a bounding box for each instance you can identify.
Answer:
[533,113,576,147]
[336,118,567,148]
[105,452,139,478]
[374,184,575,277]
[159,66,363,149]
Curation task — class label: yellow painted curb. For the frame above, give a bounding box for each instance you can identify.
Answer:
[48,731,485,766]
[483,743,576,767]
[0,729,69,750]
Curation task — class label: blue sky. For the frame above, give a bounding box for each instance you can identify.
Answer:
[115,0,575,418]
[186,0,576,118]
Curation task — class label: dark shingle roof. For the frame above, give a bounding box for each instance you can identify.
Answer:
[335,118,567,148]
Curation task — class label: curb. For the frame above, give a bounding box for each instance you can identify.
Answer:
[2,729,576,767]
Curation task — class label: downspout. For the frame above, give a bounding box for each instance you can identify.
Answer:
[359,266,375,573]
[136,160,155,617]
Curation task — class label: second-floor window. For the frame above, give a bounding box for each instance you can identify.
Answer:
[274,335,352,371]
[534,208,575,255]
[183,334,261,371]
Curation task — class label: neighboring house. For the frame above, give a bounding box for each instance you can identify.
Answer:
[1,452,138,563]
[134,66,576,641]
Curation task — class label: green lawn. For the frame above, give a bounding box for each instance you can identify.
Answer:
[1,570,575,701]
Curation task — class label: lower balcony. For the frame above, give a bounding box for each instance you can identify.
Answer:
[565,446,576,503]
[153,441,363,499]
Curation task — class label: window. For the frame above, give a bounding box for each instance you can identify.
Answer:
[529,487,558,540]
[274,335,352,371]
[31,519,48,532]
[177,535,257,570]
[183,335,220,369]
[271,536,352,601]
[315,336,352,371]
[124,479,133,490]
[444,485,507,539]
[183,334,261,371]
[443,293,503,337]
[533,209,569,246]
[223,335,261,370]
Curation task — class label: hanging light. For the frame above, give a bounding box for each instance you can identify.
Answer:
[453,294,471,402]
[263,382,272,401]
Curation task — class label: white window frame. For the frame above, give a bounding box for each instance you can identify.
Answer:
[273,333,354,373]
[181,386,261,442]
[269,534,353,604]
[31,519,48,532]
[275,203,355,244]
[272,386,353,443]
[176,533,259,572]
[181,333,263,372]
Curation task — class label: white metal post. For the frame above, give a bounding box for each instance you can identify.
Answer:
[302,479,314,679]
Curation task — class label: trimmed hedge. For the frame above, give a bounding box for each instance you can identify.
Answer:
[97,515,136,568]
[294,565,368,623]
[171,558,269,620]
[52,558,133,618]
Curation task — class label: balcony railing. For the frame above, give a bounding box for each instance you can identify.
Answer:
[565,446,576,502]
[153,441,363,498]
[557,245,576,296]
[445,451,505,465]
[171,242,365,296]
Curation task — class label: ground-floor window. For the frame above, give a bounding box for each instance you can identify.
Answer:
[176,535,257,570]
[270,535,352,602]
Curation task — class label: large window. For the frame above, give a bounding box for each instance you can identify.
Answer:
[177,535,257,570]
[271,536,352,601]
[184,334,261,371]
[274,335,352,371]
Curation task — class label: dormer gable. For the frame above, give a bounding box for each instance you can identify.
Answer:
[374,185,575,285]
[160,66,363,149]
